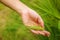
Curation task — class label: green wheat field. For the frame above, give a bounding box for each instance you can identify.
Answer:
[0,0,60,40]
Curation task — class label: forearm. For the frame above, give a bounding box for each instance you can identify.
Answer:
[0,0,28,15]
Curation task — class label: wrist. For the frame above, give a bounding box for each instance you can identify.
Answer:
[13,1,29,15]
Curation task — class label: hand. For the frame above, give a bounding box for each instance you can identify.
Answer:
[21,8,50,37]
[0,0,50,37]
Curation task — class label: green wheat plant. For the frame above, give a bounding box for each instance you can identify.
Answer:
[0,0,60,40]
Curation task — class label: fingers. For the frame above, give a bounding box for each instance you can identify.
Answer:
[38,31,45,36]
[28,9,44,27]
[37,16,44,27]
[43,30,50,37]
[31,30,50,37]
[31,30,39,34]
[31,30,45,36]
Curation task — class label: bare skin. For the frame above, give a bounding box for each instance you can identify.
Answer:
[0,0,50,37]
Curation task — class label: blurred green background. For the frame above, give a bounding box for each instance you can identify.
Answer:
[0,0,60,40]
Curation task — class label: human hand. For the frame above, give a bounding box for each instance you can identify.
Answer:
[0,0,50,37]
[21,8,50,37]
